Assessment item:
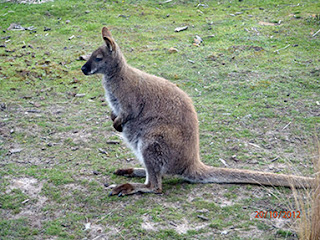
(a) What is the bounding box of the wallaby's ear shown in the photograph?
[102,27,116,52]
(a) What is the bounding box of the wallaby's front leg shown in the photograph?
[110,111,127,132]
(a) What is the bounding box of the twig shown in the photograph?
[271,156,280,162]
[248,143,262,149]
[282,121,292,130]
[159,0,172,4]
[274,44,290,54]
[219,158,229,167]
[312,29,320,37]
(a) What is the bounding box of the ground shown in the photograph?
[0,0,319,239]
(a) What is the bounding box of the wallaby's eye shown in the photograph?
[95,57,103,62]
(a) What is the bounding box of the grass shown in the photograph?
[0,0,319,239]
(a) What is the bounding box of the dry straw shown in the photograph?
[292,138,320,240]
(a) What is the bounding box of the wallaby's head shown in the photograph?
[81,27,120,76]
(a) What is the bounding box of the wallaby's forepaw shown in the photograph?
[114,168,134,176]
[109,183,135,197]
[113,119,123,132]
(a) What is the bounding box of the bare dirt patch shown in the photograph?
[5,177,48,228]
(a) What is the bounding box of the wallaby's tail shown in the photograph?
[183,162,315,188]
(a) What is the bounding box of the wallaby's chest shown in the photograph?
[102,77,121,115]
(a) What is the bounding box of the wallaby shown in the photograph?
[81,27,315,196]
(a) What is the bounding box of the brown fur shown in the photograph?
[81,27,315,196]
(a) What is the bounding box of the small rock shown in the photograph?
[9,148,23,154]
[84,222,91,231]
[174,26,188,32]
[221,230,229,235]
[71,147,79,151]
[197,209,209,213]
[231,155,239,162]
[0,103,6,111]
[85,10,90,14]
[10,129,15,134]
[66,20,71,24]
[93,171,100,175]
[75,93,85,98]
[44,27,51,31]
[104,182,109,187]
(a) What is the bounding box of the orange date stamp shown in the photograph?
[255,211,300,219]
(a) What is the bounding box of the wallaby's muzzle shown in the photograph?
[81,64,90,75]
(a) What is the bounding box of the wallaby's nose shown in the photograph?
[81,65,89,75]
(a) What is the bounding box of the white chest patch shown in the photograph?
[102,76,120,115]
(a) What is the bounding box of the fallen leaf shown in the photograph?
[70,78,80,84]
[78,54,91,61]
[30,102,41,108]
[168,47,178,53]
[7,23,25,30]
[193,35,203,46]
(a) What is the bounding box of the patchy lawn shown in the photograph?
[0,0,319,239]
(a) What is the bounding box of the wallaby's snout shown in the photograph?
[81,63,90,75]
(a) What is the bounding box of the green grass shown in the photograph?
[0,0,319,239]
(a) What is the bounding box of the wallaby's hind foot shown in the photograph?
[109,183,162,197]
[114,168,146,178]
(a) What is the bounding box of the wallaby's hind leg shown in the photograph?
[109,142,164,196]
[114,168,146,178]
[109,170,162,196]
